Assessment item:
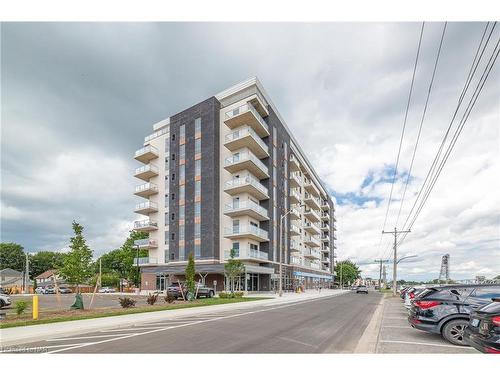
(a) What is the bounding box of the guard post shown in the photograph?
[32,295,39,320]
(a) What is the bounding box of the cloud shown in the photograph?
[1,22,499,279]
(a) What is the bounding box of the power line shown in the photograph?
[398,28,500,246]
[395,23,448,229]
[399,22,496,235]
[377,22,425,257]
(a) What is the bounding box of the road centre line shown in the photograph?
[45,294,343,354]
[47,334,128,341]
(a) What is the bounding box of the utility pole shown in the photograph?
[382,227,410,296]
[24,253,30,294]
[374,258,389,288]
[99,258,102,288]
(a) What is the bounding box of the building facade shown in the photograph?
[133,78,337,292]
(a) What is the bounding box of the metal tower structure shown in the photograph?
[439,254,450,282]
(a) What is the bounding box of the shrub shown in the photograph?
[164,295,175,304]
[147,293,159,305]
[234,292,244,298]
[118,297,136,308]
[15,300,28,316]
[219,291,244,298]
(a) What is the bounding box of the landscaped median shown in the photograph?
[0,296,268,329]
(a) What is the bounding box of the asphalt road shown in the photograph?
[16,291,382,353]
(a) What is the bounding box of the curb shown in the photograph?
[354,293,386,353]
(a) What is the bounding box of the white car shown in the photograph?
[0,293,11,308]
[98,287,116,293]
[404,287,425,309]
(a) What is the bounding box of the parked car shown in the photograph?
[194,283,215,298]
[167,282,186,299]
[400,286,411,299]
[43,286,56,294]
[60,286,73,294]
[464,299,500,353]
[35,287,45,294]
[404,287,426,309]
[408,284,500,346]
[0,293,11,308]
[98,286,116,293]
[351,286,358,291]
[374,285,380,290]
[356,285,368,294]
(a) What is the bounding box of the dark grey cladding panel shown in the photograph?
[168,96,221,261]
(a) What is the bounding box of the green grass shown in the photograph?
[0,297,269,329]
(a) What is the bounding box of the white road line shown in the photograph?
[379,340,476,349]
[276,336,318,349]
[45,295,343,354]
[47,334,128,341]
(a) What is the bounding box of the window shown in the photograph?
[179,245,185,261]
[179,144,185,160]
[165,138,170,152]
[179,225,185,240]
[171,134,176,141]
[232,242,240,257]
[195,202,201,216]
[195,180,201,196]
[195,138,201,154]
[250,243,259,251]
[165,212,168,224]
[195,243,201,258]
[172,153,175,160]
[180,185,185,201]
[195,223,201,237]
[180,124,185,139]
[195,159,201,176]
[195,117,201,133]
[171,213,175,221]
[171,192,175,200]
[179,205,185,219]
[171,233,175,240]
[179,165,185,182]
[170,252,175,260]
[164,232,168,245]
[172,173,175,181]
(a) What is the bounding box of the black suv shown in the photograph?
[408,284,500,345]
[464,299,500,353]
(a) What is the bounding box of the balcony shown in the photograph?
[291,256,302,266]
[304,235,320,247]
[304,248,321,259]
[133,239,158,249]
[289,172,301,188]
[290,154,300,171]
[224,226,269,242]
[132,257,158,266]
[289,223,300,236]
[304,193,321,210]
[303,222,321,235]
[290,239,300,253]
[224,175,269,200]
[321,222,330,231]
[134,201,158,215]
[224,248,269,262]
[134,182,158,198]
[134,145,158,164]
[333,233,338,240]
[224,126,269,158]
[303,208,321,223]
[224,151,269,179]
[321,211,331,220]
[133,220,158,232]
[290,188,301,204]
[224,201,269,221]
[321,246,330,253]
[321,235,330,242]
[321,199,329,210]
[289,205,301,220]
[304,178,320,197]
[322,257,330,263]
[134,164,159,181]
[224,103,269,137]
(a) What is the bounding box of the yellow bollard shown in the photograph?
[32,295,39,320]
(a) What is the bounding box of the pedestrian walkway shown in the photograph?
[1,289,348,348]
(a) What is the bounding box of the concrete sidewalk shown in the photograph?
[0,289,347,347]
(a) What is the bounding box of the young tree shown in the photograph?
[58,221,94,292]
[0,243,25,271]
[185,252,196,300]
[334,260,360,287]
[224,248,245,293]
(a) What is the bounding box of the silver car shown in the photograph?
[0,293,11,308]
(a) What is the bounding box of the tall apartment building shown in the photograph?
[133,77,337,292]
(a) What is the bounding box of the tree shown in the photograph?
[185,252,196,300]
[0,243,25,271]
[29,251,66,279]
[334,260,360,286]
[224,248,245,293]
[96,231,148,287]
[494,275,500,280]
[58,221,94,291]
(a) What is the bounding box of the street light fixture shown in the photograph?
[397,254,418,264]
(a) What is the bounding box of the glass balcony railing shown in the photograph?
[133,220,158,230]
[135,182,158,194]
[224,201,268,218]
[133,239,158,248]
[135,201,158,212]
[224,151,269,176]
[225,175,268,197]
[224,226,269,240]
[224,248,269,261]
[135,145,158,158]
[135,164,159,176]
[225,103,269,133]
[225,127,269,154]
[133,257,158,265]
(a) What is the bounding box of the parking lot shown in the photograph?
[375,295,477,353]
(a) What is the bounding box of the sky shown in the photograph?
[1,22,499,281]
